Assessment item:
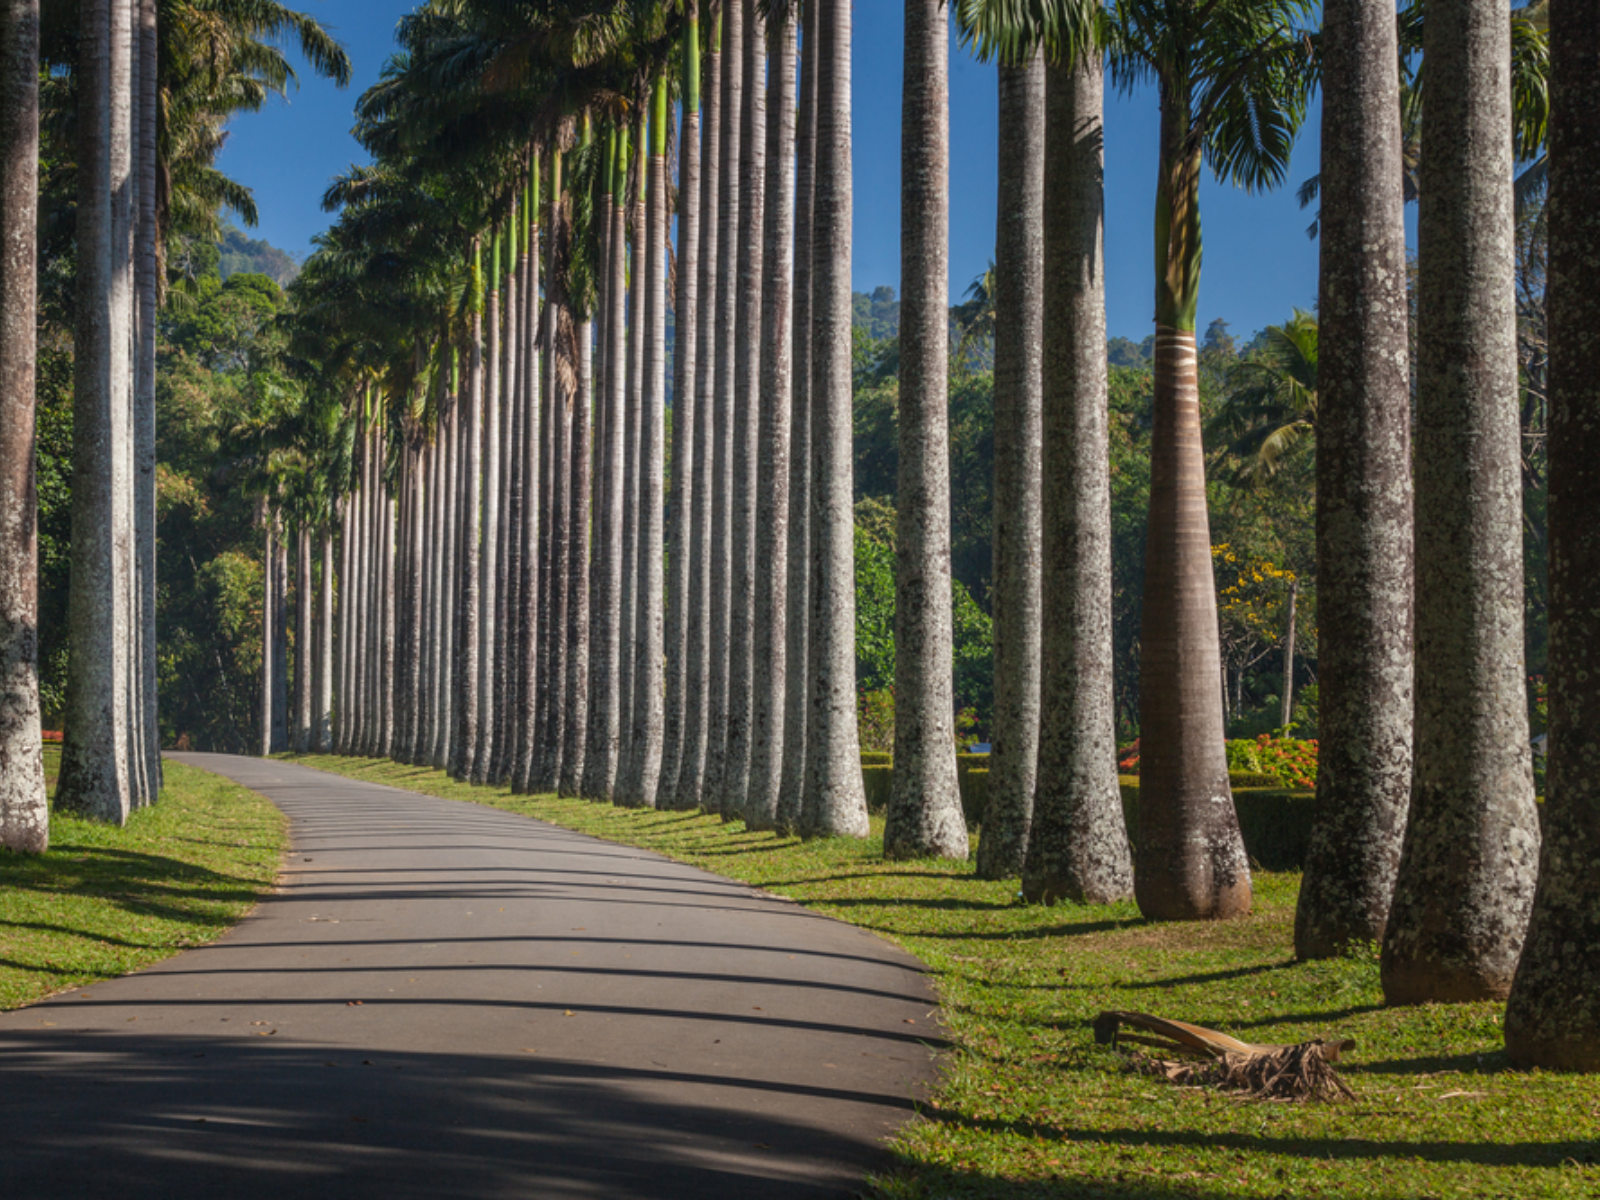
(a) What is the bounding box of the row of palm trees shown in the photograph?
[0,0,351,848]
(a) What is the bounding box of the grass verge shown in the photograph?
[290,752,1600,1199]
[0,746,288,1011]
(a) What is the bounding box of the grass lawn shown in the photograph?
[0,746,288,1011]
[290,751,1600,1199]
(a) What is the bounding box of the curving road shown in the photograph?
[0,754,940,1200]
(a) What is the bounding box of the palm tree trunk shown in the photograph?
[534,164,571,794]
[1505,0,1600,1068]
[495,212,522,783]
[776,0,817,835]
[133,0,158,795]
[1380,0,1539,1005]
[474,234,502,782]
[669,17,721,813]
[454,247,484,780]
[318,530,334,752]
[584,146,625,800]
[110,0,138,803]
[559,315,592,797]
[621,77,672,809]
[260,503,275,757]
[294,527,312,752]
[1136,96,1249,920]
[976,53,1045,881]
[1293,0,1414,960]
[58,0,130,823]
[660,5,701,810]
[513,167,542,793]
[618,121,646,791]
[1022,57,1132,904]
[885,0,967,861]
[746,8,796,832]
[721,0,766,820]
[0,0,47,853]
[273,513,290,753]
[336,495,352,754]
[704,0,743,813]
[800,0,869,838]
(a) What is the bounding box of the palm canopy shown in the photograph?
[1206,309,1318,490]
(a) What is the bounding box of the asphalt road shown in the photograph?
[0,754,942,1200]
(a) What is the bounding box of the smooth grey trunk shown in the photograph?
[670,26,721,813]
[58,0,130,824]
[134,0,157,793]
[660,8,702,810]
[417,433,438,762]
[0,0,46,853]
[534,287,571,793]
[317,531,334,751]
[976,54,1045,881]
[722,0,767,819]
[110,0,137,803]
[1380,0,1540,1005]
[439,386,461,769]
[584,189,625,800]
[260,505,275,757]
[1279,578,1298,729]
[885,0,967,861]
[1021,58,1132,904]
[454,294,484,780]
[473,272,501,782]
[704,0,743,812]
[776,0,818,835]
[335,496,352,754]
[1294,0,1415,960]
[559,319,592,797]
[272,514,290,753]
[746,9,796,832]
[293,528,312,752]
[799,0,868,838]
[379,443,397,757]
[618,131,646,784]
[619,96,670,810]
[499,223,523,783]
[1504,0,1600,1070]
[513,202,542,793]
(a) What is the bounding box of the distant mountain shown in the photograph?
[853,287,900,341]
[218,224,300,288]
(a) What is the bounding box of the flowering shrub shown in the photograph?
[1528,675,1547,738]
[41,730,63,744]
[1119,735,1317,789]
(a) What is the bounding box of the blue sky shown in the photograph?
[218,1,1323,344]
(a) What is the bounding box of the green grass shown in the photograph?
[296,753,1599,1196]
[0,746,288,1011]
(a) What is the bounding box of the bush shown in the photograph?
[861,764,893,813]
[959,768,988,828]
[860,751,893,767]
[1229,771,1283,789]
[1118,780,1315,871]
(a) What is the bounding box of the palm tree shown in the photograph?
[800,0,868,838]
[885,0,968,861]
[1381,0,1540,1005]
[1505,0,1600,1070]
[746,0,796,831]
[1111,0,1313,920]
[1206,311,1317,489]
[660,2,702,811]
[0,0,46,853]
[1292,0,1413,961]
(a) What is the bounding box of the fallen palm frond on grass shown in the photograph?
[1095,1009,1355,1102]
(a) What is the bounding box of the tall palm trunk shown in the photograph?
[776,0,818,835]
[746,8,796,831]
[416,432,437,763]
[885,0,967,861]
[0,0,46,853]
[704,0,743,812]
[294,527,312,752]
[58,0,130,822]
[336,495,353,755]
[620,76,671,809]
[534,156,571,793]
[585,134,626,800]
[260,503,276,756]
[559,313,592,797]
[134,0,157,794]
[723,0,767,819]
[617,123,646,783]
[1293,0,1414,959]
[514,164,542,793]
[1136,100,1250,920]
[800,0,868,838]
[1505,0,1600,1069]
[272,513,290,752]
[1380,0,1539,1005]
[976,53,1044,880]
[1022,57,1132,903]
[453,245,485,780]
[110,0,138,802]
[495,209,522,783]
[317,530,334,752]
[660,4,702,810]
[473,231,503,782]
[669,16,721,813]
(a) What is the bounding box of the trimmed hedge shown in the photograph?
[862,764,894,813]
[1118,782,1315,871]
[1229,771,1285,789]
[860,751,894,767]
